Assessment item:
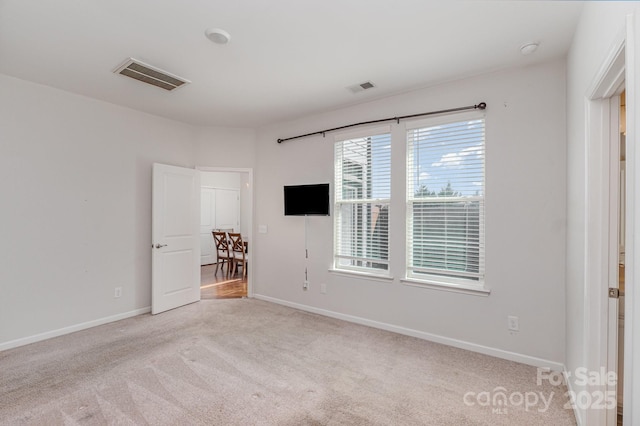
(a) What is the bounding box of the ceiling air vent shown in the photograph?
[347,81,376,94]
[113,58,190,91]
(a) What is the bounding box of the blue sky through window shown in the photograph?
[411,119,484,198]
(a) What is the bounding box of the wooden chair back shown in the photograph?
[213,231,230,253]
[227,233,245,256]
[212,231,233,275]
[228,232,248,278]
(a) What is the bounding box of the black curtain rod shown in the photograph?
[277,102,486,144]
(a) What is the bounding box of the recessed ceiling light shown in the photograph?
[520,42,539,56]
[205,28,231,45]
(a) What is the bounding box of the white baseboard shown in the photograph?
[564,368,583,426]
[0,307,151,352]
[253,294,565,371]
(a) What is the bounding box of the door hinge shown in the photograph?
[609,288,621,299]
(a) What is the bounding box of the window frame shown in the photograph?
[404,112,487,291]
[333,125,392,277]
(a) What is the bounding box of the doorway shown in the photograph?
[200,186,241,266]
[197,167,253,299]
[583,32,633,426]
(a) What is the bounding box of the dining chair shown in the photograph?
[228,232,248,278]
[212,231,232,275]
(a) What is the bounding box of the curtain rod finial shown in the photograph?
[477,102,487,110]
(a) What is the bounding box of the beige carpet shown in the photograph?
[0,299,576,425]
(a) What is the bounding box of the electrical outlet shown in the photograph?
[320,283,327,294]
[507,315,519,332]
[114,287,122,298]
[303,280,309,290]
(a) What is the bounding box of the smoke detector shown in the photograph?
[113,58,190,91]
[348,81,376,94]
[520,42,539,56]
[205,28,231,44]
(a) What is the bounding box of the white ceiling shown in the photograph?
[0,0,584,128]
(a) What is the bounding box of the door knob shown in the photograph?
[154,244,168,249]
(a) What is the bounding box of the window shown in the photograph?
[334,126,391,274]
[406,113,485,286]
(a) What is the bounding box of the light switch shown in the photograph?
[258,225,268,234]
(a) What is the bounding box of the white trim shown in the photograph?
[582,16,637,426]
[334,198,390,204]
[0,307,150,352]
[253,294,564,371]
[564,367,584,426]
[623,13,637,426]
[584,96,612,426]
[201,184,241,191]
[328,268,394,282]
[586,30,626,100]
[606,95,621,426]
[401,278,490,296]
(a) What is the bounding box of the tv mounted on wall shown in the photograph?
[284,183,330,216]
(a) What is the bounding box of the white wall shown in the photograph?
[194,126,256,170]
[194,126,256,239]
[0,74,255,349]
[201,171,241,189]
[566,3,640,424]
[253,60,567,366]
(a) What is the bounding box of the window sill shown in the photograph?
[329,268,394,283]
[401,278,490,296]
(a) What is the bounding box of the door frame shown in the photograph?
[200,187,217,266]
[584,16,637,425]
[197,166,254,298]
[606,93,622,426]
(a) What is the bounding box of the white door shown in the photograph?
[200,188,216,265]
[152,163,201,315]
[215,188,240,231]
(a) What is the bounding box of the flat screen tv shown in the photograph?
[284,183,330,216]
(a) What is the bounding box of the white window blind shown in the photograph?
[406,114,485,284]
[334,129,391,273]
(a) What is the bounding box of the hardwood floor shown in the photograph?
[200,263,247,299]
